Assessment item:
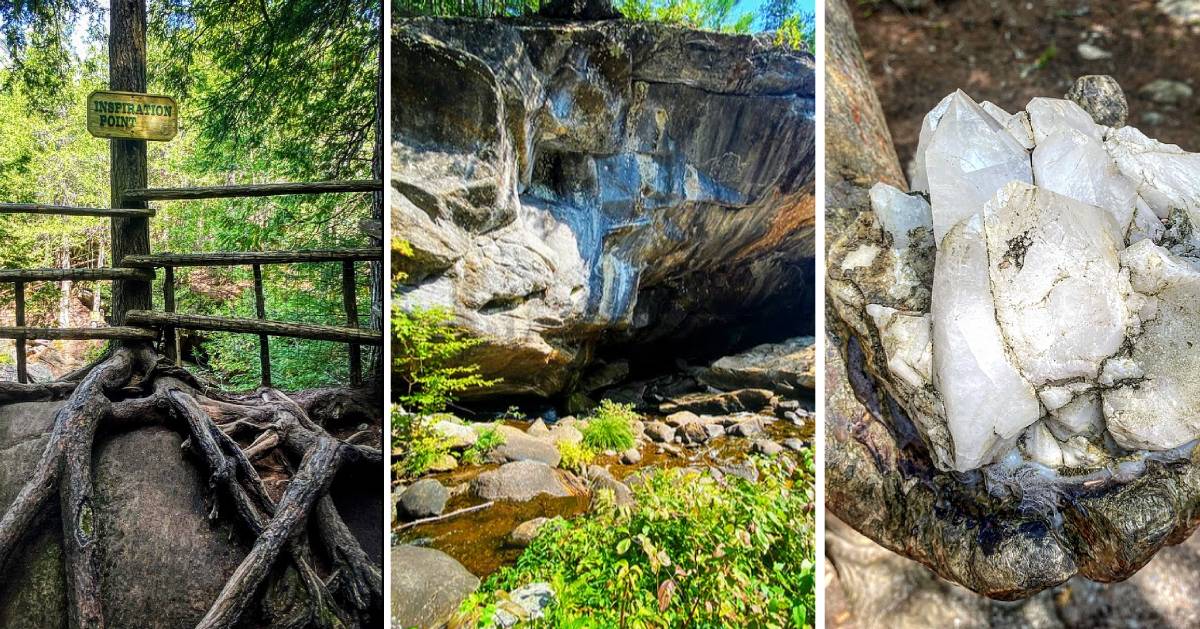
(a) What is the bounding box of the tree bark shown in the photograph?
[109,0,152,327]
[368,22,385,382]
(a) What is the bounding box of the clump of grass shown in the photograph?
[558,440,596,473]
[460,424,506,465]
[581,400,638,451]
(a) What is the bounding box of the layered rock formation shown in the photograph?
[393,17,816,398]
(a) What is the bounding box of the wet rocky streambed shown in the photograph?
[392,337,816,627]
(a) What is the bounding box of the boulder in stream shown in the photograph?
[392,545,480,629]
[398,478,449,520]
[472,460,587,502]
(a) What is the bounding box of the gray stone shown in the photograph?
[664,410,702,427]
[509,517,551,547]
[678,422,710,445]
[492,582,556,628]
[0,405,251,628]
[719,462,760,483]
[1076,43,1112,61]
[392,545,479,629]
[1139,78,1193,104]
[1066,75,1128,127]
[472,461,584,502]
[703,423,727,440]
[619,447,642,465]
[643,421,676,444]
[698,337,816,394]
[586,465,634,507]
[782,438,808,452]
[728,418,765,438]
[548,424,583,445]
[486,425,562,467]
[431,418,477,449]
[526,418,551,438]
[751,440,785,456]
[398,479,449,520]
[658,388,776,415]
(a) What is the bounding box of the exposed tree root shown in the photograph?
[0,346,383,628]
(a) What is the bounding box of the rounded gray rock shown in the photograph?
[391,545,479,629]
[472,460,582,502]
[398,478,449,520]
[1066,75,1128,127]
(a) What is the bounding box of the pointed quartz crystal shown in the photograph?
[983,182,1131,385]
[932,213,1041,471]
[909,93,955,193]
[1032,128,1138,232]
[869,183,933,250]
[1106,126,1200,243]
[925,90,1033,247]
[1103,240,1200,450]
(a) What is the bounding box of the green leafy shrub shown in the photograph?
[460,424,506,465]
[581,400,639,451]
[393,305,499,414]
[391,407,451,479]
[459,456,817,627]
[557,440,596,473]
[774,12,816,53]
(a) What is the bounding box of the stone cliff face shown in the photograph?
[393,17,816,398]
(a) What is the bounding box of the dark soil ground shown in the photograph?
[852,0,1200,177]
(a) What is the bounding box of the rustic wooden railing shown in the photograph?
[122,248,382,387]
[0,179,383,387]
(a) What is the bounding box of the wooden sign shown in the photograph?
[87,91,178,141]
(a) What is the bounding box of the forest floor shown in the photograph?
[853,0,1200,171]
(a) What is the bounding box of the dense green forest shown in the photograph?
[0,1,381,390]
[395,0,816,51]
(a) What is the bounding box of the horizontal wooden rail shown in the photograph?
[0,326,156,341]
[0,203,155,218]
[0,268,154,282]
[122,180,382,202]
[125,311,382,345]
[121,249,381,268]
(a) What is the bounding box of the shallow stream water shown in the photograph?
[396,415,813,578]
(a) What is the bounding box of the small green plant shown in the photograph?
[581,400,639,451]
[499,405,527,421]
[391,407,452,479]
[461,424,506,465]
[393,305,499,414]
[774,12,815,53]
[558,440,596,473]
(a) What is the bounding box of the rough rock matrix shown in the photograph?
[394,17,816,397]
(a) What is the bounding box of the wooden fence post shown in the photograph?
[14,281,26,384]
[253,264,271,387]
[342,260,361,387]
[163,266,179,364]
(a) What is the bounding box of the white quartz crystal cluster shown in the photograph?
[869,90,1200,472]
